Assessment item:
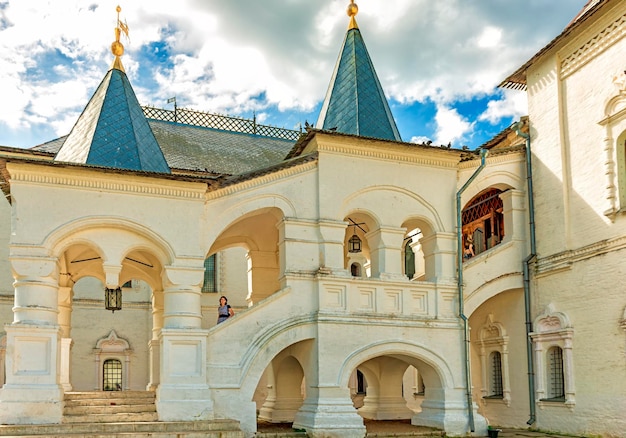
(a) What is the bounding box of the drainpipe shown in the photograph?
[511,120,537,426]
[456,147,488,433]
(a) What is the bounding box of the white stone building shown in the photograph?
[0,1,624,437]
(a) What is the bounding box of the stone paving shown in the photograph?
[257,420,586,438]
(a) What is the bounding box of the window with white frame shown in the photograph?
[93,330,132,391]
[530,304,575,408]
[475,314,510,406]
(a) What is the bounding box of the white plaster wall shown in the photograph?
[525,4,626,436]
[533,251,626,435]
[469,289,528,428]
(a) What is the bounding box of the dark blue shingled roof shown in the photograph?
[316,27,401,142]
[54,68,171,173]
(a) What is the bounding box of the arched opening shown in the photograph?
[209,207,283,307]
[345,351,447,433]
[462,188,505,258]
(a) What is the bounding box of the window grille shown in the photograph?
[548,347,565,400]
[490,351,503,397]
[462,188,504,257]
[202,254,217,293]
[103,359,122,391]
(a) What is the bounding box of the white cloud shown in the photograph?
[479,91,528,124]
[0,0,588,148]
[476,26,503,49]
[433,105,473,146]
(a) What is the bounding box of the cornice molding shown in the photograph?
[316,140,461,169]
[458,148,525,169]
[561,11,626,79]
[8,163,206,200]
[536,233,626,275]
[206,160,317,199]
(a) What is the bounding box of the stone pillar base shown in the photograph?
[156,384,213,421]
[260,397,303,422]
[359,396,414,420]
[0,385,64,425]
[157,329,212,421]
[411,399,487,437]
[293,397,366,438]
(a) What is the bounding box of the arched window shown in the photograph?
[351,263,362,277]
[462,188,505,257]
[404,240,415,280]
[103,359,122,391]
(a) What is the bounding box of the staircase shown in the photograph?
[64,391,158,423]
[0,391,244,438]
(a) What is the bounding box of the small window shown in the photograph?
[356,370,366,394]
[103,359,122,391]
[202,254,217,293]
[547,347,565,400]
[351,263,362,277]
[489,351,503,397]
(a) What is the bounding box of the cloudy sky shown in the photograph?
[0,0,588,149]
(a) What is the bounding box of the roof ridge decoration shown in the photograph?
[54,6,171,174]
[315,1,402,142]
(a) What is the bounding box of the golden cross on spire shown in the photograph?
[111,5,129,72]
[347,0,359,30]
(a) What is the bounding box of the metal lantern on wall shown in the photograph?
[105,287,122,313]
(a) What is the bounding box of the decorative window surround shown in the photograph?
[599,70,626,220]
[530,304,575,410]
[93,330,132,391]
[475,314,511,406]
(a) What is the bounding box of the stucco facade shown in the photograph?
[0,1,624,437]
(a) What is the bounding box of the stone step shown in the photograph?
[64,391,155,401]
[0,419,243,437]
[63,412,159,424]
[64,404,157,415]
[65,398,155,407]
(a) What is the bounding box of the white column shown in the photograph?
[246,250,279,305]
[58,286,73,392]
[366,226,406,280]
[420,232,457,282]
[0,255,63,425]
[147,289,163,391]
[157,265,213,421]
[318,220,351,276]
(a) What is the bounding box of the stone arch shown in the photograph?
[235,319,317,403]
[204,195,295,249]
[338,341,455,390]
[341,185,445,232]
[257,351,307,423]
[465,276,523,317]
[43,216,175,267]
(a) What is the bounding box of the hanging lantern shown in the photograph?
[348,233,362,253]
[105,287,122,313]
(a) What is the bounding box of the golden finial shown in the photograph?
[111,5,129,72]
[347,0,359,30]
